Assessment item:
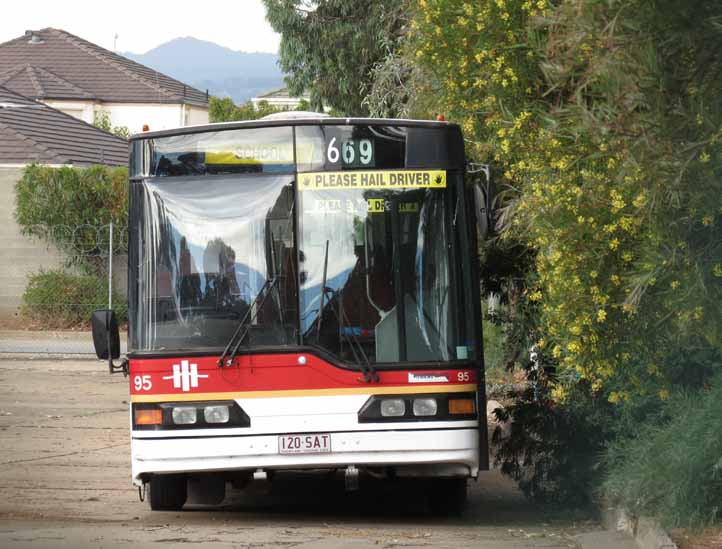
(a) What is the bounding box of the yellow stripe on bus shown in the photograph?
[298,170,446,191]
[130,383,477,403]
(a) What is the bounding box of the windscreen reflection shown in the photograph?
[133,175,297,351]
[299,182,468,364]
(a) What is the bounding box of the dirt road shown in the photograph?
[0,356,620,548]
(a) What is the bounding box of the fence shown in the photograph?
[0,223,128,355]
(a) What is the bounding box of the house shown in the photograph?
[0,86,128,166]
[0,28,209,134]
[250,87,311,110]
[0,85,128,320]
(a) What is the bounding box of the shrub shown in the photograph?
[14,165,128,328]
[604,375,722,528]
[492,366,615,507]
[92,111,130,139]
[408,0,722,512]
[412,0,722,401]
[14,164,128,264]
[21,270,127,329]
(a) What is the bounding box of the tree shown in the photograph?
[93,111,130,139]
[208,97,310,123]
[411,0,722,511]
[209,97,281,122]
[263,0,406,115]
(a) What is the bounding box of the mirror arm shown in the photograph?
[466,160,495,240]
[105,314,128,376]
[467,161,490,180]
[108,357,128,376]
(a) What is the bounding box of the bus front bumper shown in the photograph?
[131,428,479,485]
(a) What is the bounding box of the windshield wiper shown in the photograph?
[315,240,330,342]
[321,286,379,383]
[217,276,279,368]
[313,240,378,382]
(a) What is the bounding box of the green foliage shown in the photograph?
[403,0,722,516]
[604,374,722,528]
[21,270,127,329]
[493,373,614,506]
[14,165,128,262]
[93,111,130,139]
[15,165,129,327]
[209,97,289,122]
[263,0,406,115]
[482,320,505,380]
[413,0,722,400]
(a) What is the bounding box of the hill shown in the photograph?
[123,37,284,103]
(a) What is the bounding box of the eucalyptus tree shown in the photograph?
[263,0,406,115]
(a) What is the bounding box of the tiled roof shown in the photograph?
[0,29,208,107]
[255,87,310,100]
[0,86,128,166]
[257,87,291,98]
[0,64,95,100]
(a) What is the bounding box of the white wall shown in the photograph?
[41,100,209,134]
[186,105,210,127]
[251,96,309,109]
[101,103,182,134]
[43,99,95,124]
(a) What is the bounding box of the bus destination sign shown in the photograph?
[299,169,446,191]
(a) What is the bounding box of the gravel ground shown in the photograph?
[0,355,619,548]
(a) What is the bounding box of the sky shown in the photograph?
[0,0,281,54]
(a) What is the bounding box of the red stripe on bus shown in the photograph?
[128,353,477,396]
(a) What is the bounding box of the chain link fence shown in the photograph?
[0,223,128,355]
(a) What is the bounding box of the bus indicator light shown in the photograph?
[448,398,475,415]
[134,408,162,425]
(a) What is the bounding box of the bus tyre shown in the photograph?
[149,475,187,511]
[427,478,468,516]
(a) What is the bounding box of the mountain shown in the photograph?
[123,37,284,103]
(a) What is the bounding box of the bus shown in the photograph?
[91,114,492,513]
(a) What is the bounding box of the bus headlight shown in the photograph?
[380,399,406,417]
[132,401,250,430]
[412,398,438,416]
[358,393,477,423]
[172,406,197,425]
[204,405,230,424]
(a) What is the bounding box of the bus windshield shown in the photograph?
[131,173,298,351]
[129,122,475,364]
[299,175,470,363]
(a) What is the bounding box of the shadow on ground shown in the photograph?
[179,469,587,530]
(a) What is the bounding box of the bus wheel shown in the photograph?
[427,478,468,516]
[149,475,187,511]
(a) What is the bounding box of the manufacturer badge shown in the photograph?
[408,373,449,383]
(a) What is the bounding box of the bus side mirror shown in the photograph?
[91,309,120,360]
[473,184,490,240]
[469,163,495,240]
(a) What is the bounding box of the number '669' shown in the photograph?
[327,137,373,166]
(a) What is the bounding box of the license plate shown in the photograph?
[278,433,331,454]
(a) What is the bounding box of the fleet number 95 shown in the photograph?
[457,371,470,382]
[133,375,152,391]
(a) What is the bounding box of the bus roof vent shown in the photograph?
[261,111,330,121]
